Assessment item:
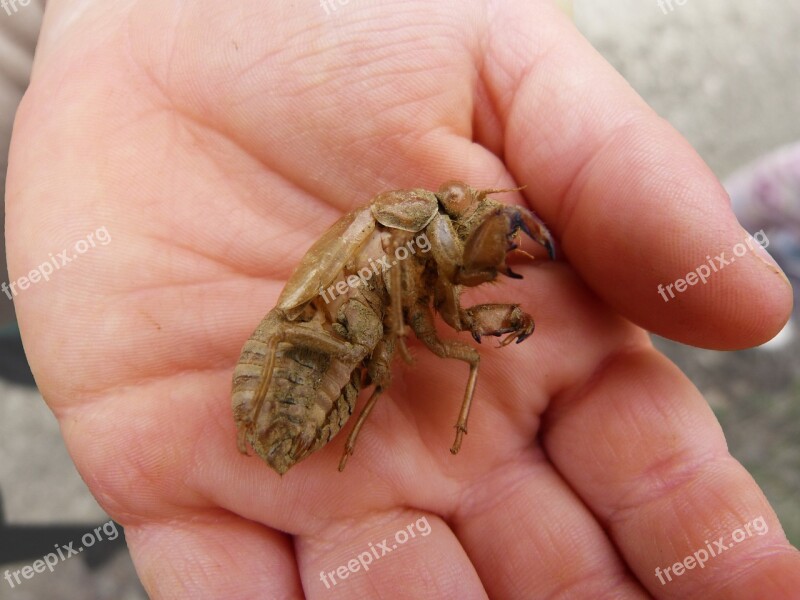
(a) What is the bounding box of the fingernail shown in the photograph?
[744,228,791,286]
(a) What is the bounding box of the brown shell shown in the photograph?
[277,206,376,311]
[370,188,438,232]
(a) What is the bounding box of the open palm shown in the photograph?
[7,1,799,598]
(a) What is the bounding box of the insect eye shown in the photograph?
[437,180,474,218]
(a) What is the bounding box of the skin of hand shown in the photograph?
[6,1,799,598]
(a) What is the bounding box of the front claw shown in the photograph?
[458,205,556,286]
[510,206,556,261]
[498,309,534,347]
[463,304,535,347]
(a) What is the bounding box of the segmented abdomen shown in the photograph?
[232,309,361,474]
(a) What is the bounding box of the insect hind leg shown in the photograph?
[236,309,364,455]
[338,386,384,471]
[338,335,395,471]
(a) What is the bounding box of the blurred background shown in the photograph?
[0,1,797,598]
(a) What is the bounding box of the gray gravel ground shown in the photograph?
[0,1,798,598]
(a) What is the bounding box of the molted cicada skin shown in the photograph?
[232,181,555,474]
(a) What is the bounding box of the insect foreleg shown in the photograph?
[459,304,535,346]
[407,301,480,454]
[434,280,535,346]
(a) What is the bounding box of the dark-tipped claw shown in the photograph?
[512,206,556,261]
[544,238,556,261]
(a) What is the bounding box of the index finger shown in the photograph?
[485,0,792,349]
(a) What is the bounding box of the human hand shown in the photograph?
[7,1,799,598]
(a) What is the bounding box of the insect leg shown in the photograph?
[237,310,364,454]
[240,334,279,453]
[408,301,480,454]
[384,234,413,364]
[337,334,394,471]
[338,386,383,471]
[460,304,535,346]
[434,280,535,346]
